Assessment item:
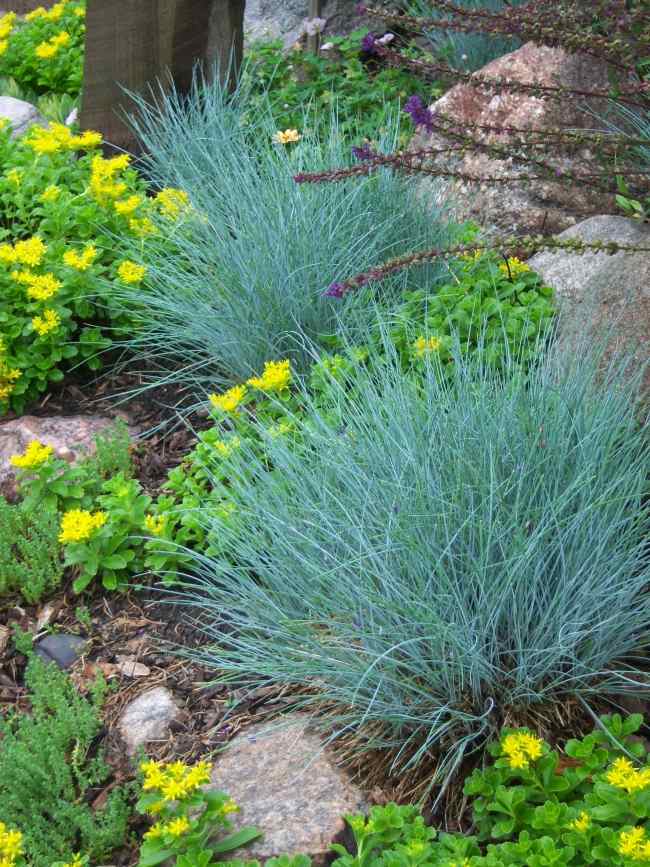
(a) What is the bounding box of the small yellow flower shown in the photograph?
[618,826,648,859]
[501,730,544,770]
[144,514,165,536]
[0,40,8,57]
[165,816,191,837]
[73,5,85,15]
[117,260,147,284]
[25,6,48,20]
[0,12,16,40]
[272,129,302,145]
[46,1,67,20]
[214,436,240,457]
[221,798,239,816]
[114,194,143,216]
[155,188,190,218]
[69,130,103,150]
[35,41,59,59]
[413,335,442,357]
[143,822,164,840]
[569,811,590,833]
[6,168,21,187]
[128,216,157,237]
[14,236,47,266]
[63,245,98,271]
[59,509,107,544]
[247,359,292,392]
[32,308,61,337]
[209,384,247,414]
[25,273,62,301]
[499,257,530,278]
[0,243,16,264]
[41,184,62,203]
[141,759,167,791]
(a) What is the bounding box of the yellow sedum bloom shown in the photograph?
[32,308,61,336]
[59,509,107,544]
[0,12,16,40]
[166,817,191,837]
[63,244,98,271]
[117,260,146,284]
[129,216,156,238]
[569,811,590,833]
[155,188,190,219]
[605,756,650,793]
[25,6,48,20]
[140,758,213,805]
[214,436,240,457]
[144,514,165,536]
[499,257,530,278]
[14,237,47,267]
[414,335,442,357]
[9,440,53,469]
[41,184,62,203]
[6,168,22,187]
[24,272,62,301]
[0,822,23,867]
[501,730,544,770]
[115,194,143,216]
[209,384,247,414]
[247,359,291,393]
[618,826,649,859]
[272,129,302,145]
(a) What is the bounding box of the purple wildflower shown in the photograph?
[404,95,434,133]
[351,142,377,161]
[325,282,346,298]
[360,32,377,54]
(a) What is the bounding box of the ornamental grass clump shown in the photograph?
[116,71,458,392]
[178,335,650,797]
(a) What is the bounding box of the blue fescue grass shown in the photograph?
[176,332,650,792]
[115,71,457,393]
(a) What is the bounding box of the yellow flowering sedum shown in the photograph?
[10,439,53,469]
[63,244,98,271]
[41,184,61,203]
[500,730,544,770]
[414,335,442,357]
[209,384,247,414]
[568,811,590,833]
[115,194,143,217]
[618,826,650,860]
[141,758,213,803]
[144,514,165,536]
[23,272,62,302]
[0,12,16,40]
[0,236,48,267]
[605,756,650,793]
[498,257,530,278]
[32,308,60,336]
[59,509,107,544]
[272,129,302,145]
[117,260,147,284]
[155,188,190,219]
[247,359,292,392]
[0,821,23,867]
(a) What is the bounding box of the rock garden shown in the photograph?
[0,1,649,867]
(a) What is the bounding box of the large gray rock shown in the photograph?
[209,714,367,863]
[0,96,46,139]
[245,0,360,46]
[530,216,650,397]
[411,43,614,236]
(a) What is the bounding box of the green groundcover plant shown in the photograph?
[0,651,131,867]
[0,1,84,98]
[172,334,649,789]
[0,116,188,414]
[0,497,62,603]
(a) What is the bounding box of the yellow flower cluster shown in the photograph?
[144,514,165,536]
[618,826,650,860]
[63,244,98,271]
[209,384,247,414]
[500,731,544,770]
[24,123,102,156]
[41,184,61,203]
[115,194,143,217]
[155,188,190,219]
[605,757,650,793]
[0,11,16,54]
[214,436,240,457]
[26,0,75,21]
[141,759,213,803]
[144,816,192,840]
[12,269,62,301]
[32,308,60,336]
[0,339,21,401]
[0,236,47,267]
[498,257,530,278]
[117,260,147,284]
[272,129,302,145]
[568,811,590,833]
[247,359,292,392]
[59,509,107,544]
[414,335,442,357]
[89,153,130,203]
[10,439,53,469]
[35,30,70,59]
[0,821,23,867]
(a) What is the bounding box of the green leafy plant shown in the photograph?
[0,653,131,867]
[0,497,63,603]
[0,2,84,98]
[137,758,261,867]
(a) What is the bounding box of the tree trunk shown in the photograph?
[80,0,246,150]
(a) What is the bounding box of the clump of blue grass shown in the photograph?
[174,330,650,794]
[399,0,527,72]
[115,70,457,394]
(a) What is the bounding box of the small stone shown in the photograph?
[35,633,87,669]
[0,96,46,139]
[118,687,181,754]
[0,414,136,486]
[208,714,367,863]
[115,656,151,678]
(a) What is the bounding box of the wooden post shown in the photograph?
[306,0,322,56]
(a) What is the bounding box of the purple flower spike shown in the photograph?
[404,94,434,133]
[352,142,376,161]
[360,32,377,54]
[325,282,346,298]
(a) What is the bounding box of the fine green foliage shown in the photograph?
[244,30,437,145]
[178,338,650,787]
[0,654,131,867]
[0,3,84,98]
[0,116,185,413]
[137,758,261,867]
[117,73,457,393]
[0,498,62,603]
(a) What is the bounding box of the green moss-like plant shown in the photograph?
[0,499,63,603]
